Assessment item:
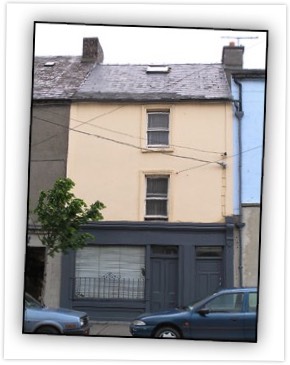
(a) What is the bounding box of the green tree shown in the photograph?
[34,177,105,257]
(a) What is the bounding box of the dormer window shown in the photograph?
[146,65,170,73]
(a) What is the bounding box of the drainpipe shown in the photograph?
[233,77,245,287]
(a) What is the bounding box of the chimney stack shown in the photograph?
[222,42,244,84]
[222,42,244,69]
[82,37,104,63]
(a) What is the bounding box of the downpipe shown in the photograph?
[233,77,244,287]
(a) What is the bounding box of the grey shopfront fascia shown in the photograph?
[60,219,234,321]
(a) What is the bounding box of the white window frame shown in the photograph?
[146,110,170,148]
[145,175,169,221]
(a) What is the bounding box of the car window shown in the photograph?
[204,293,244,313]
[25,293,43,308]
[248,292,257,312]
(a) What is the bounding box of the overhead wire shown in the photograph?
[32,105,224,155]
[32,115,262,170]
[175,145,263,174]
[31,105,127,148]
[33,115,217,164]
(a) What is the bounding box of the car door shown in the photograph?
[190,292,246,341]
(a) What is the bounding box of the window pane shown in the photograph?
[146,199,167,216]
[148,131,169,146]
[196,247,223,258]
[148,113,169,129]
[147,177,168,196]
[151,246,178,255]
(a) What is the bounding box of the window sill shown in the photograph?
[144,217,169,221]
[141,147,174,153]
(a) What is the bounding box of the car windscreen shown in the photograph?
[25,293,43,308]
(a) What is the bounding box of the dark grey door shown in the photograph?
[195,247,224,301]
[150,249,178,312]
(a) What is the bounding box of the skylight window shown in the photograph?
[44,62,55,67]
[146,66,170,74]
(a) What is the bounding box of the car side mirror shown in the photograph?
[198,308,210,316]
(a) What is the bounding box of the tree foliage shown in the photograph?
[34,178,105,257]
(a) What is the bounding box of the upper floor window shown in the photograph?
[145,175,169,221]
[147,111,169,147]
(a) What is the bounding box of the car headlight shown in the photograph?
[132,320,146,326]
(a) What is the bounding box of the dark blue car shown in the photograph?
[130,287,258,342]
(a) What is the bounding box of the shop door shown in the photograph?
[195,247,224,301]
[150,246,178,312]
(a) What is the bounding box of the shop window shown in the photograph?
[74,246,145,300]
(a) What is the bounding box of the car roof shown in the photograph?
[216,287,257,294]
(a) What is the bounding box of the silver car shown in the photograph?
[23,293,90,335]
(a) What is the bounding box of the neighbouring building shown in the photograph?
[231,69,265,287]
[26,38,103,302]
[222,43,266,287]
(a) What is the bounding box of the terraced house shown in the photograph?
[27,37,263,321]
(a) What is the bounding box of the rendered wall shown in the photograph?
[27,103,70,306]
[67,101,233,223]
[242,206,260,286]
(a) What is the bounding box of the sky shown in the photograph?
[34,23,267,69]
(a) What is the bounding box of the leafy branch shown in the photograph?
[34,178,105,257]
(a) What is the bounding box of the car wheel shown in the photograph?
[35,326,60,334]
[154,327,181,339]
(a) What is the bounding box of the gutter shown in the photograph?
[233,77,245,287]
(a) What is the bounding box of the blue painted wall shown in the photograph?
[232,78,265,214]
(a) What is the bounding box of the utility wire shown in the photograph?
[32,105,127,148]
[32,106,224,155]
[176,145,262,174]
[33,115,263,170]
[33,116,222,165]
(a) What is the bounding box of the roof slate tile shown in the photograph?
[33,58,232,101]
[33,56,96,100]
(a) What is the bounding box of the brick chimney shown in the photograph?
[82,37,104,63]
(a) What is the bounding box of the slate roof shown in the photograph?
[74,64,232,102]
[33,56,96,100]
[33,58,232,102]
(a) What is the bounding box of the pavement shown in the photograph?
[89,321,132,337]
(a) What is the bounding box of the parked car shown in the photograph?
[23,293,90,335]
[130,287,258,342]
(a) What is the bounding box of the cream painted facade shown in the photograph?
[67,101,233,223]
